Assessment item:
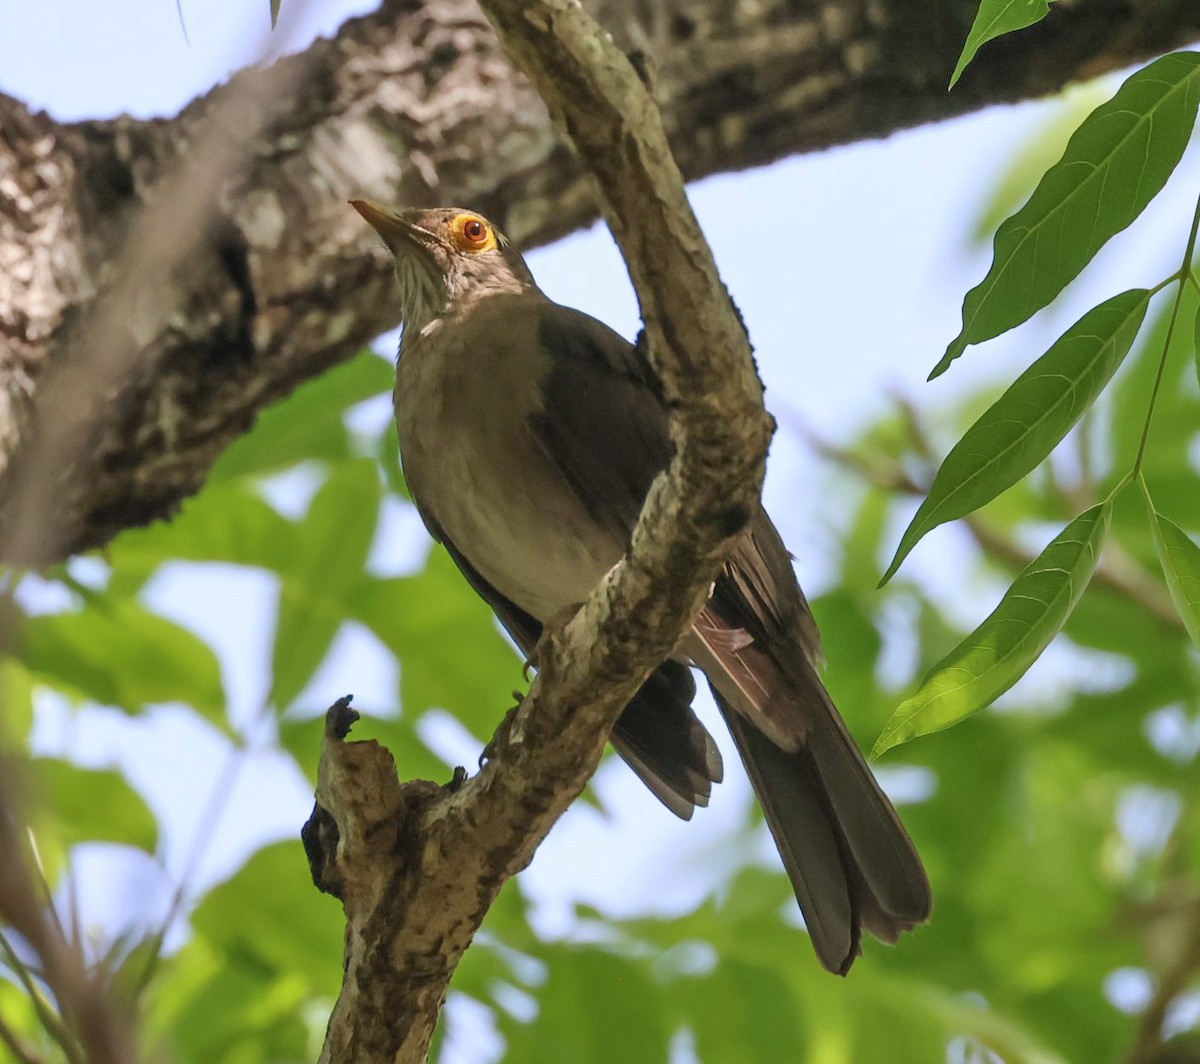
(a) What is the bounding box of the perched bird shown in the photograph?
[351,200,931,974]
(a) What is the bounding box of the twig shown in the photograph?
[0,855,91,1064]
[131,739,251,999]
[1124,889,1200,1064]
[312,0,769,1059]
[799,402,1186,632]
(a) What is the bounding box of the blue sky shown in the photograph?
[4,1,1198,1055]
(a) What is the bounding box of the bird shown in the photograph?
[350,200,931,974]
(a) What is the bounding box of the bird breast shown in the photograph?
[394,295,624,621]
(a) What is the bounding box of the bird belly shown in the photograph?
[422,436,620,619]
[396,314,623,621]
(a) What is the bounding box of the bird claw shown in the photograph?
[526,603,581,674]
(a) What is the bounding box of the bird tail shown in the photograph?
[610,660,724,820]
[692,619,931,975]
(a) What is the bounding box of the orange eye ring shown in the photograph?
[451,213,497,253]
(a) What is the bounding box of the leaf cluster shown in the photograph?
[875,49,1200,757]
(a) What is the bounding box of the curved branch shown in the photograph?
[1,0,1198,563]
[311,0,768,1057]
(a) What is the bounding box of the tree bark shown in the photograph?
[0,0,1196,563]
[307,0,771,1052]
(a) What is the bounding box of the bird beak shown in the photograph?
[350,199,421,255]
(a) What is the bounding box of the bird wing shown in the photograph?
[525,303,930,973]
[530,305,673,540]
[414,503,722,818]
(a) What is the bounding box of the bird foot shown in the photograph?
[525,603,582,675]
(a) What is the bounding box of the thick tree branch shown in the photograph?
[1,0,1198,563]
[309,0,768,1059]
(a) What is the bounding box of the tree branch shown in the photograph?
[1,0,1198,564]
[1124,885,1200,1064]
[308,0,768,1058]
[795,409,1186,632]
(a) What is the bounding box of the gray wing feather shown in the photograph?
[531,307,670,539]
[524,304,930,970]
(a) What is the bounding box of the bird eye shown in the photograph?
[451,214,496,254]
[453,214,495,252]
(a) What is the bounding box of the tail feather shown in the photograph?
[713,679,929,972]
[611,660,724,820]
[804,700,931,932]
[691,562,931,971]
[717,695,860,973]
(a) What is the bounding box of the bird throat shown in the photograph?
[393,252,445,339]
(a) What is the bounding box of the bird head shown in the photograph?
[351,201,536,333]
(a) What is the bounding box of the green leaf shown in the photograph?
[1142,488,1200,648]
[685,958,805,1062]
[499,945,670,1063]
[352,549,524,737]
[270,459,381,710]
[970,90,1106,244]
[950,0,1056,90]
[270,0,281,28]
[1194,295,1200,385]
[934,52,1200,378]
[0,658,35,747]
[1107,283,1200,501]
[872,501,1112,756]
[108,481,297,593]
[147,940,313,1063]
[190,841,344,998]
[29,757,158,856]
[211,351,392,482]
[882,289,1149,583]
[14,597,228,730]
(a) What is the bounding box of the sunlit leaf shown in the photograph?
[190,842,344,998]
[499,944,670,1063]
[28,757,157,856]
[0,979,46,1054]
[107,481,297,593]
[1194,296,1200,385]
[935,52,1200,378]
[883,290,1149,582]
[873,502,1112,756]
[0,658,35,747]
[1142,486,1200,648]
[211,351,392,481]
[950,0,1057,90]
[14,597,227,730]
[271,459,381,710]
[351,549,523,737]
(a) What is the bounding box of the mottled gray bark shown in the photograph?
[1,0,1197,562]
